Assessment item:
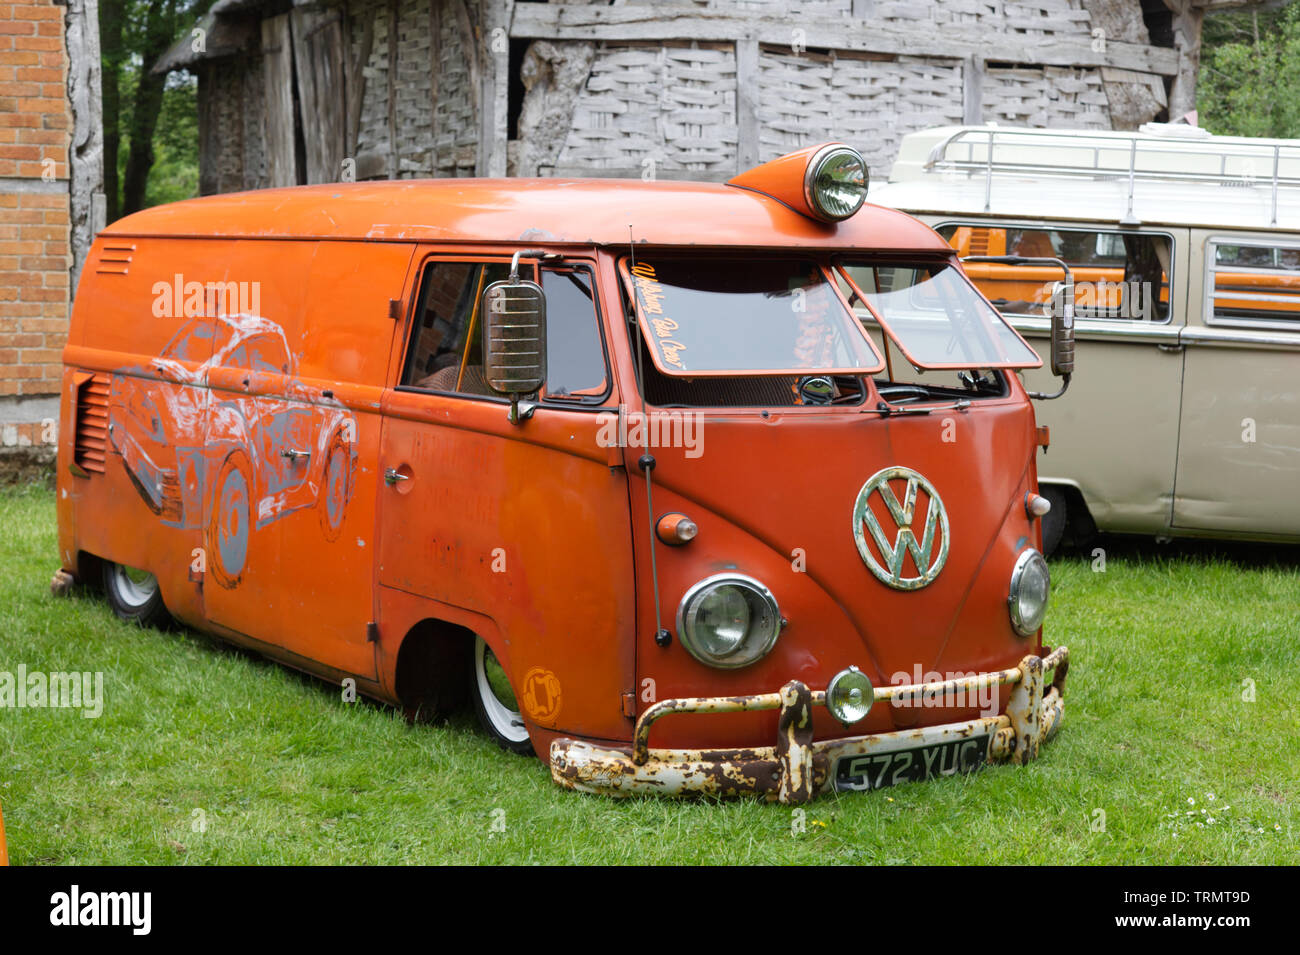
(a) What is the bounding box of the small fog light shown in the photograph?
[826,665,874,724]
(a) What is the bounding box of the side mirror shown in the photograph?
[482,249,547,424]
[1047,270,1075,378]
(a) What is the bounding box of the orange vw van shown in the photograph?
[55,144,1070,803]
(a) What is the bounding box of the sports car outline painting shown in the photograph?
[108,312,358,589]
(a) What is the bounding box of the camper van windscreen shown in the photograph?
[837,261,1043,371]
[619,257,885,378]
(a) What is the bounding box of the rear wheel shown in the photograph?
[470,636,534,756]
[102,561,170,628]
[1040,485,1069,557]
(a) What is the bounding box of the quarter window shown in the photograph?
[1207,241,1300,328]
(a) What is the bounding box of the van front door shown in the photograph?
[1173,234,1300,537]
[376,252,635,741]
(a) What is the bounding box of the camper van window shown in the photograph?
[1208,240,1300,329]
[938,224,1173,323]
[539,266,610,402]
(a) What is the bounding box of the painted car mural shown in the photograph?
[108,313,358,589]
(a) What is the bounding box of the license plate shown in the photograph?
[834,736,989,791]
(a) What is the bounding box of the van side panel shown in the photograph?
[60,237,248,625]
[269,240,413,678]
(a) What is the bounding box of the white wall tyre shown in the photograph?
[102,560,170,628]
[470,636,534,756]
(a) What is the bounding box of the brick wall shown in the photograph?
[0,0,70,463]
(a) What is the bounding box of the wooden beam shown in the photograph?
[962,55,984,125]
[261,15,298,188]
[509,4,1181,77]
[387,0,398,179]
[291,6,347,184]
[735,37,759,174]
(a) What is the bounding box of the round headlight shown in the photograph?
[676,574,781,669]
[1008,548,1051,636]
[803,144,869,222]
[826,665,874,724]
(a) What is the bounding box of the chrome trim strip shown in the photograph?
[1007,316,1183,344]
[1182,327,1300,349]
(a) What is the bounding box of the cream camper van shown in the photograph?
[871,125,1300,553]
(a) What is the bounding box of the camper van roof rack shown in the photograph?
[924,126,1300,227]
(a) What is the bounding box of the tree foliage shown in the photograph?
[1198,2,1300,138]
[101,0,208,220]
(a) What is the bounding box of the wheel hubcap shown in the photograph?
[112,564,158,608]
[476,640,529,744]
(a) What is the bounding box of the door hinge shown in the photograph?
[1036,425,1050,451]
[366,621,380,643]
[388,298,402,320]
[621,691,636,719]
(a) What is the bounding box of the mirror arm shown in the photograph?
[507,397,538,425]
[1027,372,1071,401]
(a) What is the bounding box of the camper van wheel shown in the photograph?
[471,636,535,756]
[1040,486,1068,557]
[102,561,170,628]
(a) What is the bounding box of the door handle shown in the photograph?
[281,448,311,460]
[384,467,410,485]
[1157,343,1184,353]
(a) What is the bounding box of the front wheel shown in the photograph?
[102,561,171,628]
[470,636,534,756]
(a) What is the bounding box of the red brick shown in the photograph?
[6,332,41,347]
[19,192,63,207]
[0,381,18,396]
[16,65,59,83]
[16,96,62,113]
[43,209,68,225]
[0,239,40,254]
[0,23,34,36]
[0,50,38,65]
[13,5,63,21]
[0,364,40,379]
[20,347,61,363]
[0,142,41,159]
[35,21,62,38]
[13,36,58,53]
[0,210,43,224]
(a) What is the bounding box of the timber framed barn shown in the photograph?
[157,0,1224,194]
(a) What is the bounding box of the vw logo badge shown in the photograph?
[852,466,950,590]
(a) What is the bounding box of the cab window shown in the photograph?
[938,224,1173,323]
[400,258,609,402]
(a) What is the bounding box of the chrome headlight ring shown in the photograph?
[1008,548,1051,637]
[675,573,782,669]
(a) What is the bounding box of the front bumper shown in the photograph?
[551,647,1068,804]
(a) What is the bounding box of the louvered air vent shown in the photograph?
[95,243,134,275]
[73,373,110,474]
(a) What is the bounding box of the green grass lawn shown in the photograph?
[1,483,1296,864]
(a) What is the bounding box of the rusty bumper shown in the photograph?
[550,647,1068,805]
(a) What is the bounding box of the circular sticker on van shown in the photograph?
[521,667,562,725]
[852,466,950,590]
